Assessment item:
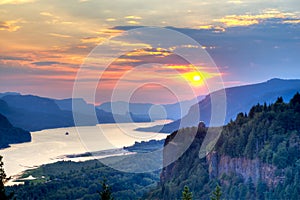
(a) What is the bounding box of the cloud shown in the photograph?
[215,9,299,27]
[0,56,31,61]
[124,16,142,20]
[40,12,54,17]
[106,18,116,22]
[283,19,300,24]
[227,0,243,4]
[0,20,21,32]
[80,36,105,44]
[0,0,35,5]
[126,20,139,25]
[31,61,63,66]
[49,33,72,38]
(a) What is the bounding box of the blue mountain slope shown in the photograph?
[0,113,31,149]
[138,78,300,133]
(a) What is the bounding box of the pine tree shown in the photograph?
[0,156,13,200]
[211,185,222,200]
[182,185,192,200]
[99,179,114,200]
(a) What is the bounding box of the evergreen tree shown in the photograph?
[0,155,13,200]
[99,179,113,200]
[211,185,222,200]
[182,185,192,200]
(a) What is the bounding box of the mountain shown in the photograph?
[146,93,300,199]
[0,94,154,131]
[140,78,300,133]
[0,95,75,131]
[0,92,20,98]
[0,113,31,149]
[97,96,205,121]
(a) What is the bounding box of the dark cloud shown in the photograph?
[0,56,31,61]
[31,61,63,66]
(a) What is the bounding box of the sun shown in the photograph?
[193,75,201,82]
[179,71,216,87]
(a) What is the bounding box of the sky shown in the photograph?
[1,0,300,104]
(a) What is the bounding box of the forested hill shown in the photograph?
[0,113,31,149]
[147,92,300,200]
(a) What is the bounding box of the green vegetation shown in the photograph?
[124,139,164,153]
[5,92,300,199]
[99,179,114,200]
[7,159,160,200]
[0,156,13,200]
[146,93,300,199]
[217,93,300,168]
[181,186,192,200]
[210,185,222,200]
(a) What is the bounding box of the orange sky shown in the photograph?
[1,0,300,104]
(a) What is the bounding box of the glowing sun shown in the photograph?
[193,75,201,82]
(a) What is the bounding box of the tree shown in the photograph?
[182,185,192,200]
[0,155,13,200]
[211,185,222,200]
[99,179,113,200]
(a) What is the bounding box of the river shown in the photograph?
[0,121,169,183]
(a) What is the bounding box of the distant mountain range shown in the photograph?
[138,78,300,133]
[97,96,205,121]
[1,78,300,135]
[0,93,157,132]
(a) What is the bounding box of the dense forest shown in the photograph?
[7,160,160,200]
[5,93,300,199]
[147,93,300,199]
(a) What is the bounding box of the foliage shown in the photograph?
[0,156,13,200]
[7,159,160,200]
[182,185,192,200]
[210,185,222,200]
[147,93,300,199]
[99,179,113,200]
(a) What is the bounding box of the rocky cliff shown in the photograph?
[206,151,285,187]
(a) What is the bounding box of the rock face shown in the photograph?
[206,151,285,187]
[160,122,285,188]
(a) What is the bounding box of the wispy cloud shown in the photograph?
[31,61,63,66]
[215,9,299,27]
[49,33,72,38]
[106,18,116,22]
[227,0,243,4]
[0,20,21,32]
[124,16,142,20]
[0,0,35,5]
[283,19,300,24]
[80,36,105,44]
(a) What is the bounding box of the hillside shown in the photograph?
[97,96,205,121]
[146,92,300,199]
[0,113,31,149]
[0,94,153,131]
[6,93,300,199]
[0,95,75,131]
[140,78,300,133]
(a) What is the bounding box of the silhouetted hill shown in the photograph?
[97,96,205,121]
[0,92,20,98]
[0,94,154,131]
[140,78,300,133]
[0,113,31,149]
[0,95,75,131]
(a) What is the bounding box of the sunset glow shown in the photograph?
[0,0,300,103]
